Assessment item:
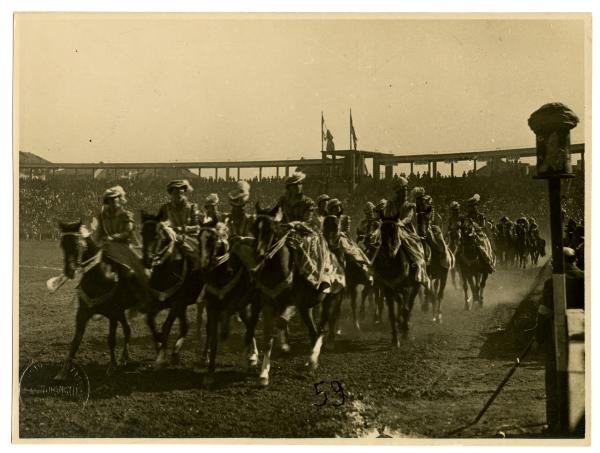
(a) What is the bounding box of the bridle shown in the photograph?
[198,225,231,269]
[60,231,102,275]
[142,219,175,267]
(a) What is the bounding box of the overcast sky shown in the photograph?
[15,14,586,164]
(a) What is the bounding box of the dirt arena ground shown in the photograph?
[18,240,549,439]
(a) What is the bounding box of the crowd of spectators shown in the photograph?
[19,168,584,241]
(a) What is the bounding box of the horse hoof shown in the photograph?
[432,315,437,323]
[259,376,269,387]
[353,322,361,331]
[280,343,291,354]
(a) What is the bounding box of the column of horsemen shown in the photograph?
[55,171,561,383]
[81,171,548,319]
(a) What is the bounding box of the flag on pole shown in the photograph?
[350,110,358,150]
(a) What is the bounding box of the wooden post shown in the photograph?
[548,177,570,433]
[473,158,477,174]
[427,161,431,177]
[237,167,241,180]
[373,159,380,181]
[451,161,455,178]
[225,167,230,180]
[285,166,289,177]
[410,162,414,176]
[259,167,262,181]
[350,150,356,191]
[432,161,438,179]
[385,165,393,180]
[276,167,280,178]
[214,168,218,180]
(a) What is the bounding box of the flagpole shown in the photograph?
[321,111,324,153]
[350,109,356,192]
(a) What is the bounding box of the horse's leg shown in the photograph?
[376,286,384,324]
[195,298,207,369]
[172,308,189,364]
[430,279,439,323]
[155,306,179,368]
[385,290,399,348]
[118,311,131,367]
[55,303,91,381]
[145,310,162,352]
[308,293,332,370]
[436,270,448,324]
[259,303,275,387]
[462,270,471,311]
[419,285,428,313]
[106,316,119,376]
[479,272,489,307]
[243,296,261,368]
[350,285,361,331]
[299,304,318,347]
[204,304,219,385]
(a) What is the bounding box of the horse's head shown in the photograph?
[322,215,340,245]
[379,219,401,258]
[58,220,86,279]
[140,210,172,268]
[253,202,282,259]
[198,218,229,271]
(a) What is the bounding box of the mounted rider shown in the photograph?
[413,188,452,269]
[463,194,495,273]
[202,193,223,224]
[445,201,462,244]
[157,179,201,267]
[356,201,379,250]
[325,198,371,280]
[381,177,429,286]
[225,181,254,239]
[315,194,331,229]
[276,172,345,293]
[92,185,152,309]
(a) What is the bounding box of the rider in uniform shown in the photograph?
[356,201,378,248]
[225,181,254,239]
[326,198,351,235]
[202,193,222,224]
[157,179,201,267]
[381,177,428,286]
[464,194,495,273]
[93,185,152,310]
[315,194,331,229]
[445,201,462,241]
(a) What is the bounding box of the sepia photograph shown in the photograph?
[13,12,590,443]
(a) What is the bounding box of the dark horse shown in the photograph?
[495,222,516,268]
[456,219,491,310]
[322,215,372,333]
[422,226,453,324]
[372,220,421,346]
[514,223,529,269]
[197,219,259,384]
[140,212,204,367]
[252,205,344,386]
[55,221,140,379]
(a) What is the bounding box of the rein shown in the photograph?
[149,257,188,302]
[204,267,244,301]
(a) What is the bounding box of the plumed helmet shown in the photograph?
[167,179,193,193]
[204,193,220,206]
[103,185,127,203]
[466,193,481,206]
[228,181,251,206]
[449,201,460,211]
[393,176,409,192]
[285,171,306,186]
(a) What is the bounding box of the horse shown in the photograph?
[494,222,515,268]
[197,219,259,383]
[456,219,491,310]
[357,231,385,325]
[422,226,453,324]
[55,221,140,379]
[322,215,372,333]
[372,219,421,347]
[446,223,462,289]
[514,223,529,269]
[140,212,204,368]
[251,204,344,386]
[528,232,545,266]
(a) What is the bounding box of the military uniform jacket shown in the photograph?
[96,207,134,243]
[225,211,255,238]
[158,199,200,233]
[277,193,314,223]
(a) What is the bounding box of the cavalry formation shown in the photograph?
[53,173,545,387]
